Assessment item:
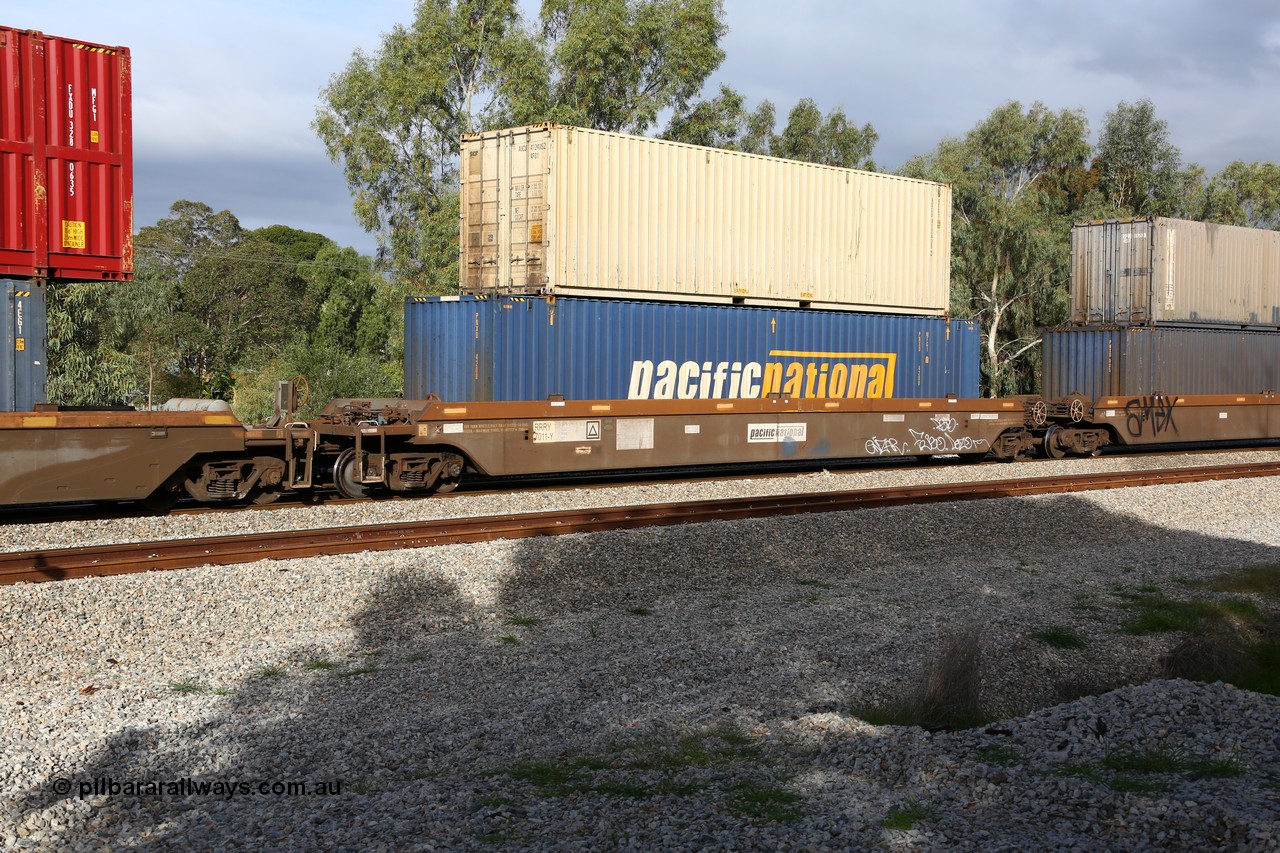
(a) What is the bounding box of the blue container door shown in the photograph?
[1,280,47,411]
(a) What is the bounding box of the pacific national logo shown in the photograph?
[627,350,898,400]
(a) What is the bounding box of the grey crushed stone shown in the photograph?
[1,454,1279,850]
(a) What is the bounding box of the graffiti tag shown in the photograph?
[909,430,991,453]
[930,414,959,433]
[865,437,906,455]
[1124,395,1177,437]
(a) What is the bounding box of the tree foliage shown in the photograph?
[315,0,726,289]
[770,98,877,170]
[45,199,403,419]
[312,1,517,291]
[1190,160,1280,229]
[538,0,726,133]
[45,283,137,406]
[665,90,877,169]
[903,101,1089,396]
[1091,98,1193,217]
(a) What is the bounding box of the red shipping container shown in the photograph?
[0,26,133,281]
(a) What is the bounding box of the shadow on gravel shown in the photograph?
[13,492,1280,848]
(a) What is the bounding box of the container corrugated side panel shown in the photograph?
[1,280,47,411]
[1071,217,1280,329]
[403,296,482,402]
[405,296,978,402]
[459,125,950,314]
[1043,326,1279,399]
[1042,327,1121,400]
[0,28,132,282]
[1151,217,1280,328]
[0,28,41,278]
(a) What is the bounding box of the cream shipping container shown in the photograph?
[460,124,952,315]
[1070,217,1280,329]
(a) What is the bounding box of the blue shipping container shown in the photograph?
[1042,326,1280,400]
[405,296,980,402]
[2,280,47,412]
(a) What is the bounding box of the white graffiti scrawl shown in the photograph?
[930,414,959,433]
[864,437,905,455]
[864,413,992,457]
[909,429,990,453]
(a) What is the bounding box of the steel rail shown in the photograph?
[4,461,1279,585]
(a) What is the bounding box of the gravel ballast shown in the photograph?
[2,455,1280,850]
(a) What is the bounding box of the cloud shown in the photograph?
[137,149,373,252]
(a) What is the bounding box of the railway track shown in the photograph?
[4,460,1279,586]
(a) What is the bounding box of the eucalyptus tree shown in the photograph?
[538,0,726,133]
[1192,161,1280,229]
[47,201,249,406]
[770,98,877,170]
[903,101,1090,395]
[44,283,138,406]
[665,88,878,174]
[316,0,728,291]
[1092,98,1196,217]
[314,1,524,292]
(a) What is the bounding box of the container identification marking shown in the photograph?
[532,419,600,443]
[15,338,24,352]
[62,220,86,249]
[747,423,807,444]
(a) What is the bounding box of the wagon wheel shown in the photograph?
[1042,425,1068,460]
[1029,399,1048,427]
[1068,397,1087,423]
[432,454,464,494]
[333,448,373,499]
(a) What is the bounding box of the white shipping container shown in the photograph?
[459,124,952,315]
[1070,216,1280,329]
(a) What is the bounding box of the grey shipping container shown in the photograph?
[460,124,952,314]
[1041,325,1280,401]
[405,295,979,402]
[1070,216,1280,329]
[2,280,47,411]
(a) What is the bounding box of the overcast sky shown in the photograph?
[11,1,1280,256]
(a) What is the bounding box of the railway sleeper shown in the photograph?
[184,456,286,502]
